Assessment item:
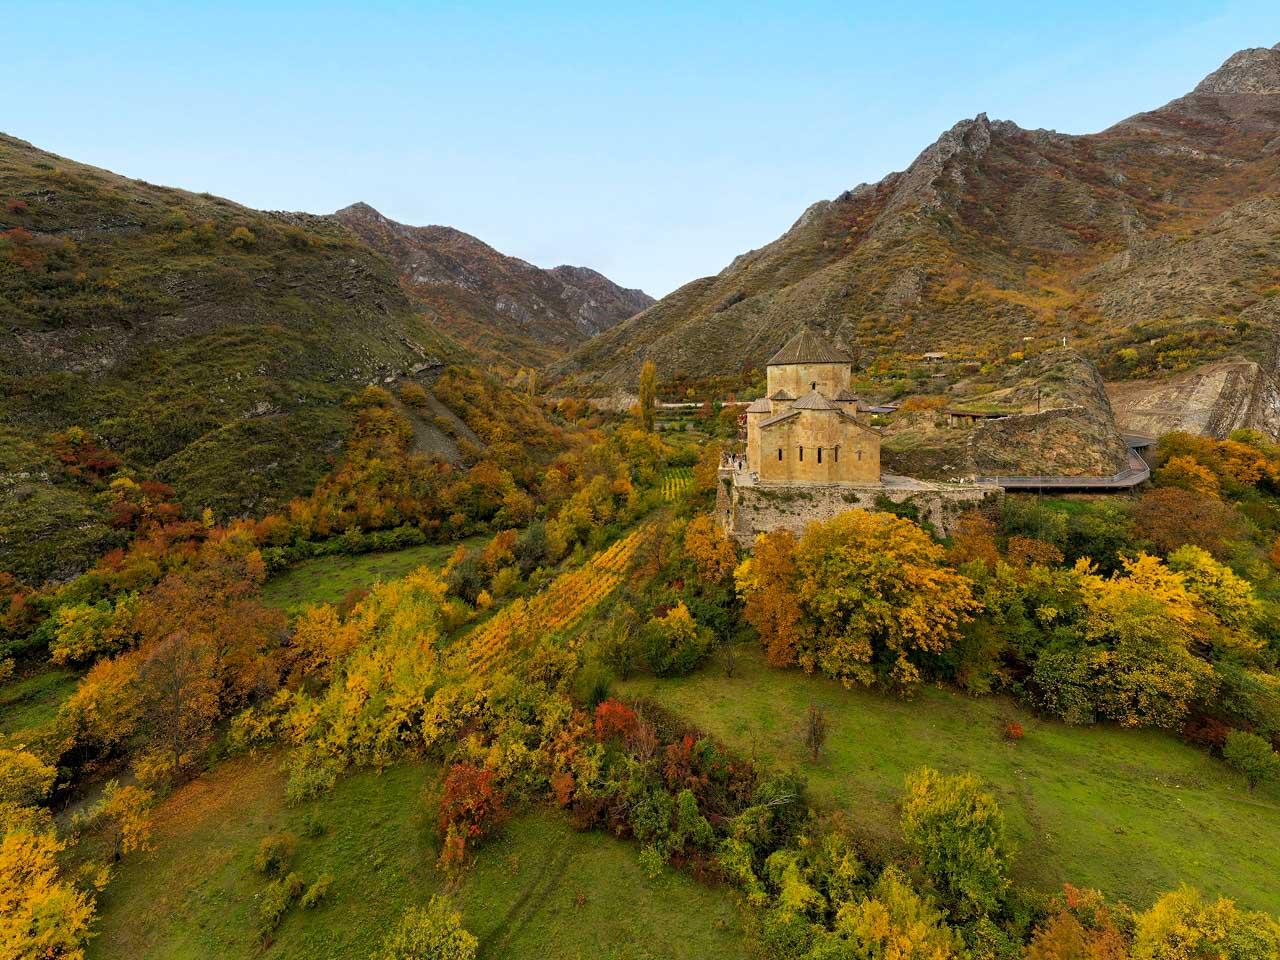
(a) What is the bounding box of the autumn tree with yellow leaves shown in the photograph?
[735,529,804,668]
[795,511,979,689]
[683,515,737,585]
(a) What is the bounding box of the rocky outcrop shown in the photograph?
[965,350,1131,477]
[968,407,1130,477]
[1194,44,1280,95]
[882,350,1132,479]
[1108,359,1280,439]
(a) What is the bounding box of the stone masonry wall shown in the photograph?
[717,472,1001,545]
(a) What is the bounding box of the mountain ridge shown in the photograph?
[553,42,1280,440]
[0,133,464,580]
[332,202,652,365]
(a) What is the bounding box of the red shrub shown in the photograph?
[662,734,710,797]
[108,500,142,530]
[550,771,574,807]
[593,698,639,744]
[5,198,28,214]
[139,480,177,502]
[1003,720,1024,741]
[439,762,506,839]
[1182,716,1231,751]
[438,762,506,868]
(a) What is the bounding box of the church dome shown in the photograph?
[766,327,851,366]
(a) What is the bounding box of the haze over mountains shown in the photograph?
[556,43,1280,437]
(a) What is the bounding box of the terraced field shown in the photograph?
[660,467,692,501]
[465,524,654,672]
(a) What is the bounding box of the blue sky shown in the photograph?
[9,1,1279,296]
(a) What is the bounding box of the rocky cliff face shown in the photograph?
[1108,358,1280,439]
[1194,44,1280,95]
[333,203,652,365]
[557,42,1280,442]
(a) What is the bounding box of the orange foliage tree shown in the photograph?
[946,512,999,570]
[734,529,803,667]
[683,515,737,585]
[438,762,507,869]
[1134,487,1241,559]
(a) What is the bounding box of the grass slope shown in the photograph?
[90,755,747,960]
[260,536,485,613]
[0,667,77,745]
[621,648,1280,913]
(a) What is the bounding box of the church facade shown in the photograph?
[744,328,880,484]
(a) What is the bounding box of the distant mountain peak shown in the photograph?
[330,204,652,362]
[1194,44,1280,95]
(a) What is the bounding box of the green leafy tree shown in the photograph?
[1222,730,1280,790]
[900,767,1010,919]
[638,360,657,432]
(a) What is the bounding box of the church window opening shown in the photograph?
[777,448,783,461]
[817,447,823,464]
[799,446,804,462]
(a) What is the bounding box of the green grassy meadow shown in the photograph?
[90,754,747,960]
[0,667,79,757]
[0,668,78,737]
[260,537,485,612]
[621,648,1280,913]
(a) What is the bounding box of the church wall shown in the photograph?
[766,362,851,399]
[745,410,764,471]
[757,412,879,483]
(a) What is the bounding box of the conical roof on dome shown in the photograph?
[768,388,796,401]
[791,389,838,411]
[767,327,851,366]
[745,397,772,413]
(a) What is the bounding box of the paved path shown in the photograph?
[976,445,1150,491]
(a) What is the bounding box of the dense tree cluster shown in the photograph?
[7,388,1280,957]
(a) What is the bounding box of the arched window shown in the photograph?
[817,447,823,464]
[810,381,816,391]
[777,448,783,461]
[834,446,839,463]
[799,446,804,462]
[856,448,862,461]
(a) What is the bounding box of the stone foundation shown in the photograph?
[716,469,1000,545]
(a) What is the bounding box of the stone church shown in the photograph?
[744,327,881,483]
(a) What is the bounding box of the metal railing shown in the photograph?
[975,447,1150,491]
